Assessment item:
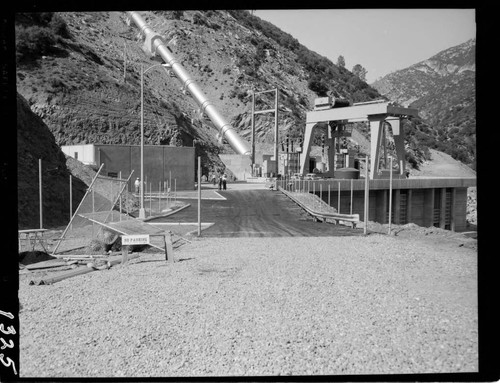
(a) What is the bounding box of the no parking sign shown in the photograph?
[122,234,150,245]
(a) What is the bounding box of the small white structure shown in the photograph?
[61,144,97,165]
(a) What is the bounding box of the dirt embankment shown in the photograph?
[409,148,476,178]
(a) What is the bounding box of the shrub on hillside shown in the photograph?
[307,75,329,97]
[16,25,56,62]
[15,12,70,63]
[49,13,70,38]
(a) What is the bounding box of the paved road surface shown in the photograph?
[153,188,362,237]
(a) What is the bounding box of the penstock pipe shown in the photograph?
[127,11,251,156]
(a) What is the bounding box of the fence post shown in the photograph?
[388,156,393,235]
[350,178,353,215]
[364,156,369,235]
[119,171,122,220]
[338,181,341,214]
[149,182,152,215]
[319,183,322,208]
[39,159,43,229]
[166,180,169,209]
[69,174,72,227]
[92,185,95,237]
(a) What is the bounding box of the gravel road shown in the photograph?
[19,233,477,377]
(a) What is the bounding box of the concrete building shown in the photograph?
[61,144,195,191]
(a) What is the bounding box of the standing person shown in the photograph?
[134,177,140,193]
[211,173,216,186]
[222,173,227,190]
[218,173,223,190]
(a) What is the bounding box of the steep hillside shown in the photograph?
[15,10,396,175]
[372,39,476,168]
[17,90,140,230]
[17,92,89,229]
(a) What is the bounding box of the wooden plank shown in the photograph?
[26,260,69,270]
[19,229,47,234]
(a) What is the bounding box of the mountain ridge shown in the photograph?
[372,38,476,168]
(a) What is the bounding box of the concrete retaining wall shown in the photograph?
[310,178,475,232]
[219,154,252,181]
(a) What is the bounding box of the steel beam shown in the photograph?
[306,102,418,124]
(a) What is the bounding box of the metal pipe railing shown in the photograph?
[127,11,251,156]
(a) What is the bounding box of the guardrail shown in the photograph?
[278,186,360,228]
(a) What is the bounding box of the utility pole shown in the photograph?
[39,159,43,229]
[274,88,279,175]
[198,156,201,236]
[364,156,369,235]
[123,42,127,83]
[252,88,279,176]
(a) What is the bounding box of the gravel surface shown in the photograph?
[19,233,477,377]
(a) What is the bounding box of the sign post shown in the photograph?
[164,231,174,263]
[121,245,129,265]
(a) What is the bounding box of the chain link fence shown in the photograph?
[51,165,135,255]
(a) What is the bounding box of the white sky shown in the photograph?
[254,9,476,83]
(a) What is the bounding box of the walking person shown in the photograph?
[222,173,227,190]
[134,177,140,193]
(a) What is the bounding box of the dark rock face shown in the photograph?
[17,92,87,229]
